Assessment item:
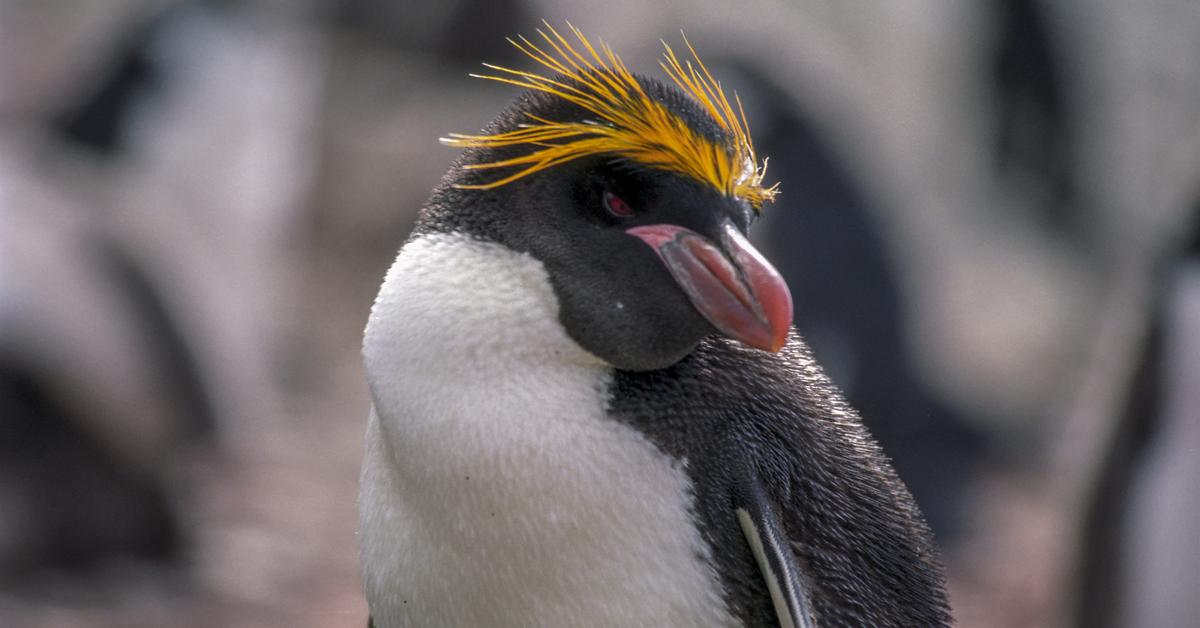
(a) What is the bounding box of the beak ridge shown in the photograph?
[626,223,792,353]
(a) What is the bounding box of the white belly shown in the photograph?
[360,233,736,627]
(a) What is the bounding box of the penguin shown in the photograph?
[360,24,950,628]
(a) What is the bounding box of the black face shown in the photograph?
[524,159,757,371]
[418,79,784,371]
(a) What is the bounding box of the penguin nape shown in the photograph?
[360,23,951,628]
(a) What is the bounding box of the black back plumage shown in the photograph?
[610,332,952,627]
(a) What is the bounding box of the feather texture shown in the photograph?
[440,22,778,209]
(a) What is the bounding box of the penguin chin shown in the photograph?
[563,312,713,372]
[600,336,703,372]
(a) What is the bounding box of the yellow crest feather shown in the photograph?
[440,22,779,209]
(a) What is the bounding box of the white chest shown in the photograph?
[359,233,736,627]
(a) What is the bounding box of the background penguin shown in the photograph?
[360,24,950,627]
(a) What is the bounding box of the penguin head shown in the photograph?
[424,25,791,371]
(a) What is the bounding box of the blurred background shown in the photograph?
[1,0,1197,626]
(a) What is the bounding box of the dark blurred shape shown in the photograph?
[738,65,987,541]
[331,0,530,65]
[990,0,1077,234]
[2,2,221,579]
[0,226,216,579]
[97,240,218,440]
[0,225,214,579]
[1072,295,1162,628]
[45,1,216,439]
[0,365,179,575]
[51,6,171,154]
[1074,203,1200,628]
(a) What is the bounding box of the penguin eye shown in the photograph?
[603,190,636,218]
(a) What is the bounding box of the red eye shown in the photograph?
[603,190,635,217]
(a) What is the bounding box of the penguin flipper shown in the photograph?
[735,475,818,628]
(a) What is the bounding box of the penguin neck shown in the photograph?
[363,231,609,407]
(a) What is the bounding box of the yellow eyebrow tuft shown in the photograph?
[439,21,779,210]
